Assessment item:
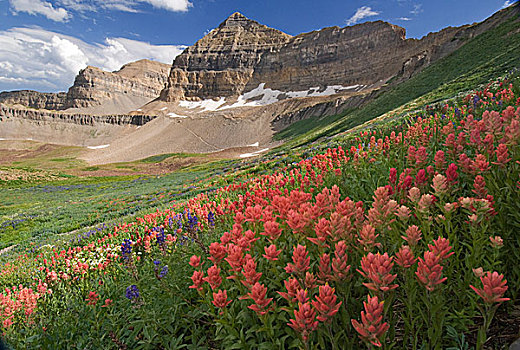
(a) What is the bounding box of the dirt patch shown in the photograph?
[0,168,62,181]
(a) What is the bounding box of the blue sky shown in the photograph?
[0,0,516,92]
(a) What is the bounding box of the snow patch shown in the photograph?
[167,112,188,119]
[179,97,226,112]
[160,107,168,111]
[0,138,5,141]
[87,144,110,150]
[176,84,363,112]
[220,83,363,110]
[240,148,269,158]
[248,142,259,147]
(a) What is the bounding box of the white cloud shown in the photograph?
[410,4,423,15]
[55,0,192,13]
[397,17,411,21]
[346,6,381,26]
[9,0,193,18]
[0,27,186,92]
[502,1,516,8]
[9,0,70,22]
[142,0,192,12]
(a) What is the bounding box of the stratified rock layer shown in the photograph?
[65,59,171,109]
[160,8,518,102]
[160,12,292,101]
[0,91,67,110]
[0,59,171,111]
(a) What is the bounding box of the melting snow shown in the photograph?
[239,148,269,158]
[179,97,226,111]
[160,107,168,111]
[87,144,110,150]
[167,112,188,119]
[220,83,362,110]
[177,84,363,112]
[248,142,259,147]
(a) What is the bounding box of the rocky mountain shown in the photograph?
[66,59,171,111]
[160,8,516,102]
[0,90,67,110]
[160,12,291,101]
[0,4,518,163]
[0,59,171,113]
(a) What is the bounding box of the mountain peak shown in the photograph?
[218,12,258,28]
[192,12,291,49]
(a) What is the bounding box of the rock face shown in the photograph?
[0,59,171,111]
[160,7,518,102]
[0,90,67,110]
[160,12,291,101]
[0,105,155,126]
[65,59,171,109]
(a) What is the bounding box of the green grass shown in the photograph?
[139,152,199,163]
[273,111,350,141]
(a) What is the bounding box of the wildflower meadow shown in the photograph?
[1,74,519,349]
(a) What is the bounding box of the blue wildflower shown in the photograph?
[126,285,139,300]
[159,265,168,279]
[156,227,165,247]
[208,211,215,227]
[121,239,133,262]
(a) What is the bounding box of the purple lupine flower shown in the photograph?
[208,211,215,227]
[159,265,168,279]
[121,239,133,262]
[156,227,166,247]
[126,285,140,300]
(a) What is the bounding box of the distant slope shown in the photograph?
[276,3,520,145]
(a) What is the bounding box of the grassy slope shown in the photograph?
[275,6,520,147]
[2,5,519,256]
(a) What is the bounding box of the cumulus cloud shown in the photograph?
[502,1,516,8]
[346,6,381,26]
[142,0,192,12]
[8,0,192,20]
[56,0,192,13]
[410,4,423,15]
[9,0,71,22]
[0,27,186,92]
[397,17,411,21]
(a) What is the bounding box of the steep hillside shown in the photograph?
[275,3,520,145]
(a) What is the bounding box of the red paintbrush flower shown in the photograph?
[351,295,389,347]
[312,284,342,323]
[470,271,510,304]
[415,251,446,291]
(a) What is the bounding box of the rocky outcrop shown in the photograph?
[160,12,291,101]
[160,5,519,102]
[0,90,67,110]
[0,60,171,111]
[0,104,155,126]
[65,59,171,109]
[271,90,379,131]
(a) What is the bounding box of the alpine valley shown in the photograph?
[1,3,520,349]
[1,7,518,164]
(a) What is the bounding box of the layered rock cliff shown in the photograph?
[0,90,67,110]
[64,59,171,109]
[0,59,171,111]
[159,7,518,102]
[0,105,155,126]
[160,12,291,101]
